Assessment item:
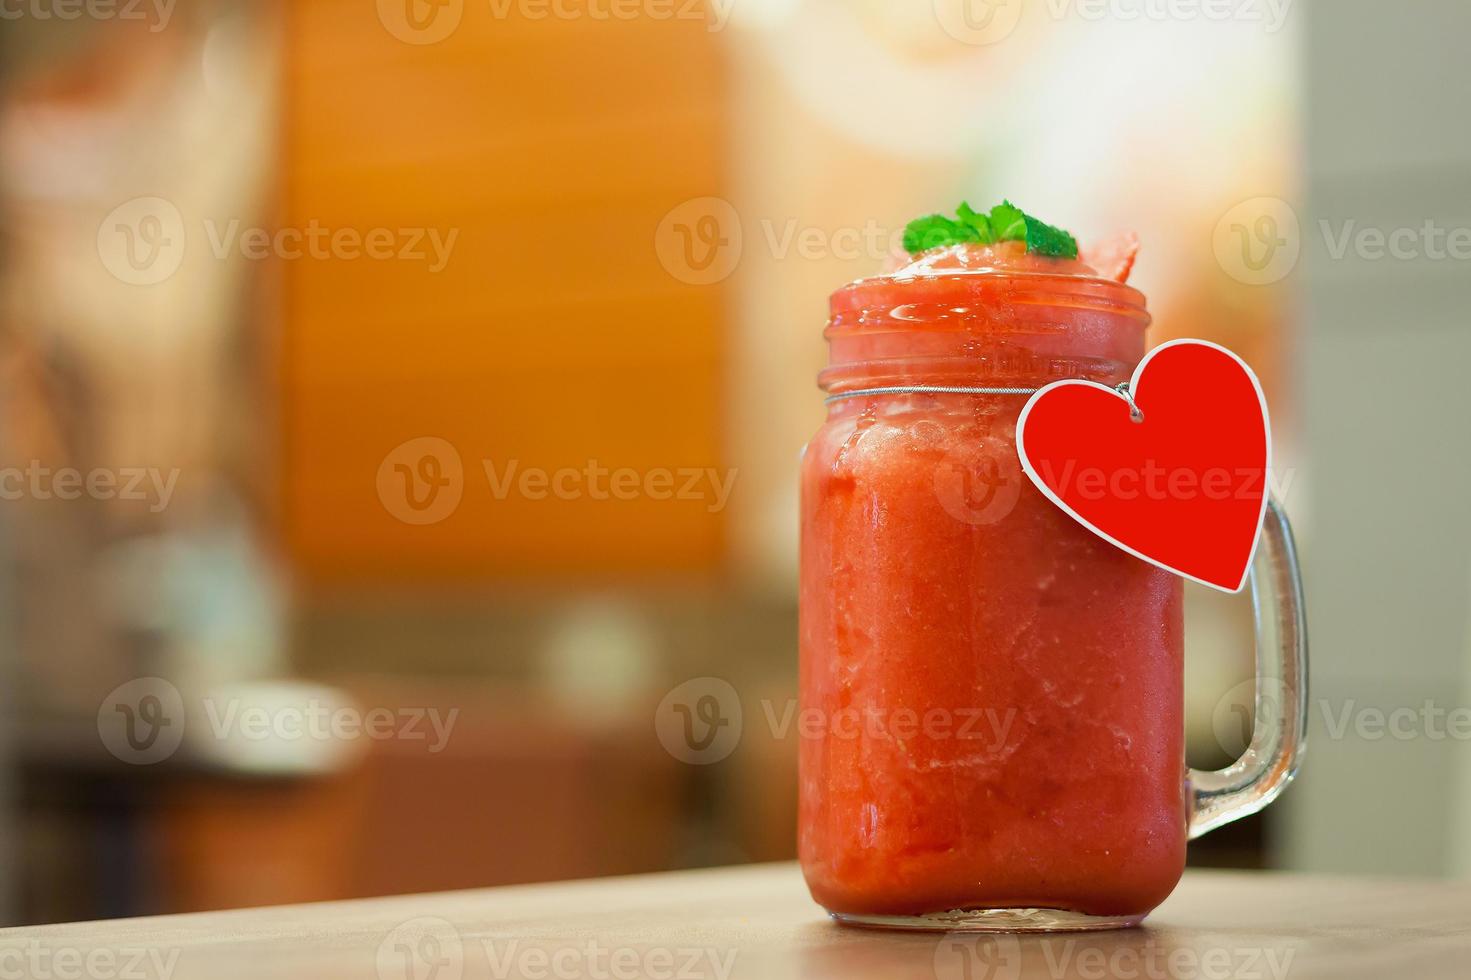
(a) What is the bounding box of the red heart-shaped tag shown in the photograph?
[1016,340,1270,593]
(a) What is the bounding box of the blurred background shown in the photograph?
[0,0,1467,927]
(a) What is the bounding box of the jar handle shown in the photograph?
[1188,497,1309,839]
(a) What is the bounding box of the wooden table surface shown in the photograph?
[4,864,1468,980]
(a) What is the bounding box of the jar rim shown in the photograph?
[820,269,1151,395]
[830,269,1151,325]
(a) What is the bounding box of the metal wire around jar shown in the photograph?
[823,381,1146,423]
[823,385,1041,404]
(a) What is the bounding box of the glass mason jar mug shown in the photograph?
[797,265,1307,931]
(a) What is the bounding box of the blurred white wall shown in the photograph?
[1286,0,1471,876]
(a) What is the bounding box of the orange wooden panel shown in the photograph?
[277,0,728,583]
[161,776,365,912]
[283,126,722,219]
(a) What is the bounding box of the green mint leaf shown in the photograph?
[1023,214,1080,259]
[903,214,981,253]
[955,201,995,243]
[989,201,1027,241]
[902,200,1080,258]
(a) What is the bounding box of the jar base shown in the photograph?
[829,907,1146,933]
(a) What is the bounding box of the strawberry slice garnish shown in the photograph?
[1081,232,1140,283]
